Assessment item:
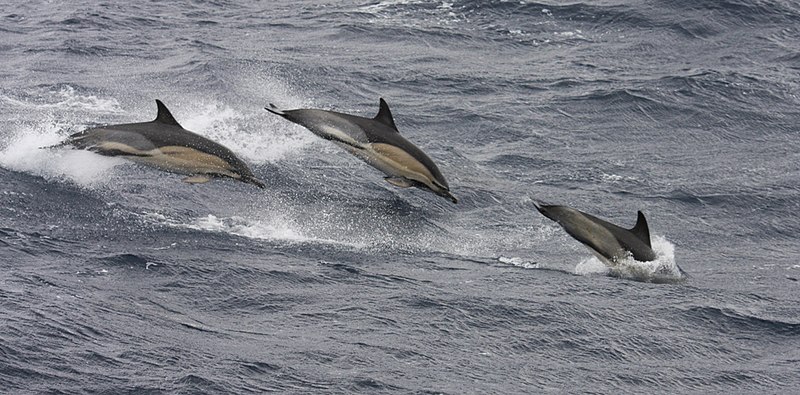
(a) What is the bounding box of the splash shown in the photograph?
[186,214,318,245]
[498,256,539,269]
[177,101,318,165]
[142,211,367,249]
[137,202,522,258]
[0,123,126,187]
[574,236,685,283]
[0,86,130,187]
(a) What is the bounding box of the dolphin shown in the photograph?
[533,200,657,265]
[265,98,457,203]
[52,100,265,188]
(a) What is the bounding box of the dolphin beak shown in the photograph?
[439,190,457,204]
[243,176,266,189]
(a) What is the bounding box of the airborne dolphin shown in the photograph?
[54,100,265,188]
[265,98,457,203]
[533,200,657,265]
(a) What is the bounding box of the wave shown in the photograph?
[662,0,800,26]
[560,88,681,122]
[132,185,537,259]
[140,208,466,256]
[1,85,123,114]
[338,0,592,48]
[684,305,800,337]
[0,226,85,260]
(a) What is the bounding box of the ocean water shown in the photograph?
[1,0,799,393]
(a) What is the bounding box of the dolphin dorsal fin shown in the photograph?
[631,211,652,248]
[374,98,399,131]
[153,100,182,127]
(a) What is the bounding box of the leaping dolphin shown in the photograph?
[265,98,457,203]
[533,200,657,265]
[52,100,265,188]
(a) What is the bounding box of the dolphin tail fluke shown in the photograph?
[445,191,458,204]
[243,175,266,189]
[264,104,287,117]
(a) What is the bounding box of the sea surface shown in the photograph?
[1,0,799,393]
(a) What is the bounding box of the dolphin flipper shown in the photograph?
[385,176,414,188]
[182,175,213,184]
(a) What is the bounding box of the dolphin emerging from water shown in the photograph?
[533,200,657,265]
[265,98,457,203]
[52,100,265,188]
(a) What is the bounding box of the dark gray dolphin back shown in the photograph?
[534,202,657,262]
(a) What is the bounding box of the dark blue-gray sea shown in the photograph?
[2,1,799,393]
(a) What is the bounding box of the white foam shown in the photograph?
[601,173,639,183]
[575,236,683,282]
[138,205,529,257]
[574,256,611,276]
[141,210,361,248]
[498,256,539,269]
[358,0,465,27]
[187,214,311,244]
[0,123,125,187]
[359,0,424,12]
[0,87,131,186]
